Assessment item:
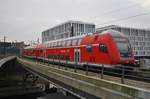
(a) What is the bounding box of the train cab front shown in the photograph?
[104,30,135,65]
[116,41,135,65]
[112,32,135,65]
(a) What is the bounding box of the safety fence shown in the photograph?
[24,56,150,84]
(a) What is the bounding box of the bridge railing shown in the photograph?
[24,56,150,85]
[83,64,150,84]
[0,56,17,67]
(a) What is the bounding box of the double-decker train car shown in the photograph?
[23,44,45,59]
[23,30,135,67]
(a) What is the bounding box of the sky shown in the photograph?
[0,0,150,44]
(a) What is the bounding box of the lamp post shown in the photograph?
[4,36,6,57]
[0,38,2,58]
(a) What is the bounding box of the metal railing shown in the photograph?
[24,56,150,84]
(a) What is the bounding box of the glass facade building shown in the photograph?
[42,21,95,43]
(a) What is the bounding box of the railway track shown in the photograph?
[22,57,150,87]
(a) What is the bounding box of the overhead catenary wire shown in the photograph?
[87,2,146,27]
[96,11,150,26]
[101,3,139,15]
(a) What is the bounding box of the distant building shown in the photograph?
[42,21,95,43]
[0,41,24,58]
[96,25,150,59]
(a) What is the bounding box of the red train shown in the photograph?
[23,30,135,67]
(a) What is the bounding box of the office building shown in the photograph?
[42,21,95,43]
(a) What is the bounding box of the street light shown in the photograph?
[4,36,6,57]
[0,36,7,58]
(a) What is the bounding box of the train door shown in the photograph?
[74,48,80,63]
[43,48,46,59]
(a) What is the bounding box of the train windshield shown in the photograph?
[115,38,132,58]
[117,42,132,58]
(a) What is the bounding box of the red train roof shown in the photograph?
[81,30,126,45]
[24,44,45,50]
[36,44,45,49]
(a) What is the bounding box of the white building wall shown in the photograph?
[42,21,95,43]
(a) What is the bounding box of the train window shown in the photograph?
[55,42,56,47]
[53,43,54,47]
[59,42,61,46]
[72,39,77,46]
[62,41,65,47]
[86,45,92,53]
[52,42,54,47]
[57,41,60,47]
[66,55,70,60]
[51,42,53,47]
[57,55,60,59]
[99,44,108,53]
[76,39,79,45]
[70,40,73,46]
[48,43,50,47]
[48,55,52,59]
[40,50,42,53]
[61,55,64,60]
[55,42,57,47]
[77,39,81,46]
[65,41,67,46]
[67,40,71,46]
[60,41,62,47]
[50,43,51,47]
[57,41,59,47]
[56,41,59,47]
[53,42,55,47]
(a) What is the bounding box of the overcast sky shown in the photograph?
[0,0,150,43]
